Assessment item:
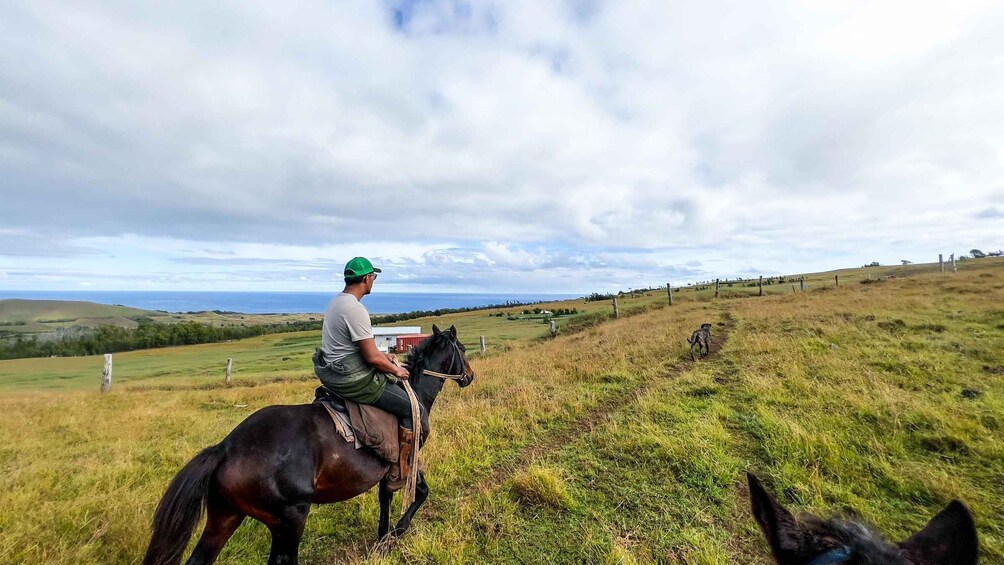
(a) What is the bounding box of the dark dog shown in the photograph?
[688,323,712,361]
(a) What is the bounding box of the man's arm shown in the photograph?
[356,338,410,379]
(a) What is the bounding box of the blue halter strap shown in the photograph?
[806,546,853,565]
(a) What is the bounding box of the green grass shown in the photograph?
[0,331,319,392]
[0,258,1002,563]
[0,290,666,393]
[0,298,323,336]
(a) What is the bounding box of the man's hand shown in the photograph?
[357,338,412,380]
[387,353,411,379]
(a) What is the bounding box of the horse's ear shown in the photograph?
[898,500,978,565]
[432,324,441,335]
[448,325,457,339]
[747,472,805,561]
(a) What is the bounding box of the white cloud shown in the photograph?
[0,0,1002,291]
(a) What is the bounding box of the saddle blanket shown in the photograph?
[313,386,415,490]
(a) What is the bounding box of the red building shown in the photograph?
[394,334,431,353]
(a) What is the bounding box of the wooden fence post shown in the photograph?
[835,275,839,287]
[101,354,112,393]
[612,297,619,319]
[667,283,673,305]
[479,335,486,354]
[225,358,233,386]
[951,253,957,272]
[715,279,720,298]
[939,254,944,273]
[549,320,556,338]
[800,276,805,291]
[758,275,763,296]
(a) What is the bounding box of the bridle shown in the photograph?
[420,337,472,383]
[807,546,853,565]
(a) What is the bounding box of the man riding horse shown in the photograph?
[312,256,421,478]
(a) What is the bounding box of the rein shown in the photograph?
[399,337,467,511]
[400,380,422,512]
[422,369,467,380]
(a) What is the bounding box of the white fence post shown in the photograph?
[101,354,112,393]
[549,320,556,338]
[225,358,233,386]
[612,297,619,319]
[479,335,486,354]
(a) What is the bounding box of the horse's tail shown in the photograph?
[142,444,225,565]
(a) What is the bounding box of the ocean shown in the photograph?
[0,290,579,315]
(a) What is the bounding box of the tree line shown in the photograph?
[370,299,548,324]
[0,318,322,360]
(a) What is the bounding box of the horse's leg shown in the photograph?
[266,503,310,565]
[378,478,393,540]
[389,471,429,538]
[185,499,245,565]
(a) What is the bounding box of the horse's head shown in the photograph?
[406,324,475,403]
[747,473,978,565]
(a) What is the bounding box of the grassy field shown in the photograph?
[0,259,1001,563]
[0,291,666,393]
[0,298,321,336]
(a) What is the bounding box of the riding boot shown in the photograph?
[398,425,415,481]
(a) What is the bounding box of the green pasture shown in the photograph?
[0,298,321,337]
[0,332,318,392]
[0,289,667,393]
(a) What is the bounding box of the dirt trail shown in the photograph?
[486,311,736,484]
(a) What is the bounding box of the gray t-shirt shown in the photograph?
[321,293,373,363]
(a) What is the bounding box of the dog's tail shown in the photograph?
[687,335,694,345]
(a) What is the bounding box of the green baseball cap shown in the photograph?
[344,256,381,278]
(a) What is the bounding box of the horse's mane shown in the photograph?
[404,333,445,383]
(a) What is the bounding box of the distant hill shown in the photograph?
[0,298,321,339]
[0,299,154,333]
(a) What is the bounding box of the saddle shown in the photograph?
[313,386,421,491]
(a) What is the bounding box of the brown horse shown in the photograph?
[142,325,474,565]
[747,473,979,565]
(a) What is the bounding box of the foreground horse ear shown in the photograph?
[898,500,978,565]
[747,473,804,561]
[432,324,441,335]
[448,325,457,339]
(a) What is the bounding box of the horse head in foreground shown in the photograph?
[142,324,474,565]
[747,473,978,565]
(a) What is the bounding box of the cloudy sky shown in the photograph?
[1,0,1002,293]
